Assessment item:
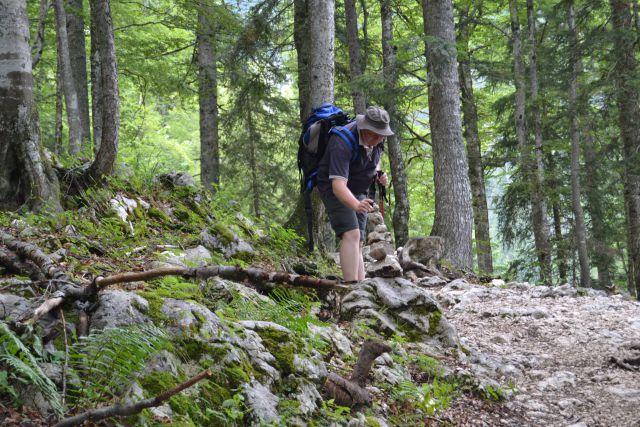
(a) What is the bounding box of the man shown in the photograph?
[316,106,392,282]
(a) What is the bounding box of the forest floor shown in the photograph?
[429,280,640,427]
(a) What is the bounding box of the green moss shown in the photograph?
[222,365,251,388]
[138,292,169,323]
[168,393,192,414]
[140,371,182,396]
[211,223,235,245]
[365,417,382,427]
[148,206,172,223]
[201,381,232,407]
[133,205,145,220]
[428,310,442,336]
[257,329,296,375]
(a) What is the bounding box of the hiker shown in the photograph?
[316,106,392,282]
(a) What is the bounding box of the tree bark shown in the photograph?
[526,0,552,284]
[197,0,220,193]
[248,107,261,218]
[90,12,102,153]
[422,0,474,270]
[84,0,120,185]
[31,0,50,70]
[344,0,366,114]
[54,0,83,156]
[293,0,310,122]
[66,0,92,151]
[458,7,494,275]
[552,200,568,283]
[610,0,640,299]
[380,0,410,247]
[55,40,64,156]
[308,0,335,109]
[582,123,612,288]
[566,0,591,288]
[0,0,61,212]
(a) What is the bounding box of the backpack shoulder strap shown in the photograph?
[330,126,360,163]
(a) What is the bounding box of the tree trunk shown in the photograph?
[380,0,409,247]
[0,0,61,212]
[458,8,494,275]
[308,0,335,109]
[358,0,369,73]
[247,108,261,218]
[90,13,102,153]
[526,0,552,284]
[32,0,50,70]
[66,0,91,151]
[610,0,640,299]
[54,0,83,156]
[552,200,568,283]
[344,0,366,114]
[582,124,612,288]
[422,0,474,270]
[566,0,591,288]
[55,40,64,156]
[197,0,220,193]
[84,0,119,185]
[293,0,310,122]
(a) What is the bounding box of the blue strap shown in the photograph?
[330,126,360,164]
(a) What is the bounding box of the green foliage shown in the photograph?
[0,323,64,416]
[387,378,458,422]
[67,324,169,409]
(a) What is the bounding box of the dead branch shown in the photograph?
[0,247,46,281]
[323,340,392,408]
[53,369,212,427]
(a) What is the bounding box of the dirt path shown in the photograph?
[432,280,640,427]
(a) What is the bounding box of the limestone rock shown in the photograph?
[157,171,196,189]
[367,230,392,245]
[399,236,444,270]
[366,255,402,278]
[200,226,254,260]
[341,278,458,346]
[243,381,280,424]
[160,298,223,339]
[91,291,151,329]
[417,276,448,288]
[307,324,353,356]
[368,212,384,228]
[368,241,394,261]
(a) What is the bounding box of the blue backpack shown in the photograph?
[297,103,360,251]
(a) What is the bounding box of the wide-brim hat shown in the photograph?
[355,106,394,136]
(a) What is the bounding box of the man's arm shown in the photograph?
[332,179,374,213]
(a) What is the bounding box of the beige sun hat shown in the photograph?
[355,106,394,136]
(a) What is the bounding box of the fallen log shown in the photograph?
[53,369,212,427]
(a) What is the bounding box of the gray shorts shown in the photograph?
[320,191,368,241]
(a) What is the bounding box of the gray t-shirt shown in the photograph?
[316,121,384,197]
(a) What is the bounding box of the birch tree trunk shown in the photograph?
[609,0,640,299]
[66,0,91,151]
[54,0,83,156]
[0,0,61,212]
[344,0,366,114]
[380,0,410,246]
[566,0,591,288]
[422,0,474,270]
[458,7,494,274]
[84,0,119,185]
[294,0,310,121]
[308,0,335,109]
[526,0,552,284]
[197,0,220,193]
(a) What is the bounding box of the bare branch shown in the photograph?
[53,369,212,427]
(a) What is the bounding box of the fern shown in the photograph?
[67,324,169,409]
[0,322,64,416]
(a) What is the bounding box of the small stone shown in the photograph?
[369,241,394,261]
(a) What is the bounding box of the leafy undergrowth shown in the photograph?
[0,178,520,425]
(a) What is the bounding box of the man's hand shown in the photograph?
[355,198,375,213]
[377,171,389,187]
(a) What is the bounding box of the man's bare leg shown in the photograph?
[357,240,365,281]
[340,229,361,281]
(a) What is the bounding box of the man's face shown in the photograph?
[361,129,385,147]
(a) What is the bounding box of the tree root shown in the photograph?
[52,369,212,427]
